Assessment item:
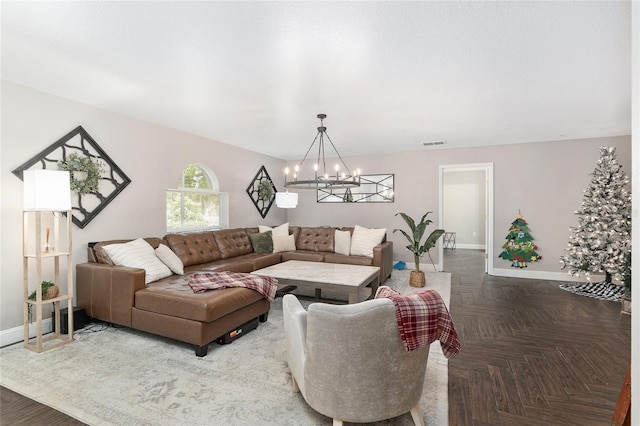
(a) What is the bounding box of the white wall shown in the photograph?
[0,81,286,332]
[443,170,486,249]
[1,81,633,338]
[286,135,632,279]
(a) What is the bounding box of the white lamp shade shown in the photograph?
[275,192,298,209]
[23,170,72,211]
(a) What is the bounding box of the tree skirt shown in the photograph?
[559,281,624,302]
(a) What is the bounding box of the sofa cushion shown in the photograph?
[350,225,386,257]
[334,230,351,256]
[102,238,173,284]
[213,228,253,259]
[249,231,273,253]
[187,259,254,274]
[296,227,335,252]
[228,253,282,270]
[164,232,222,267]
[155,244,184,275]
[135,275,265,323]
[273,234,296,253]
[259,222,289,236]
[281,251,325,262]
[93,238,166,265]
[324,253,374,267]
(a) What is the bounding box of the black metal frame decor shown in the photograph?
[317,173,394,203]
[12,126,131,229]
[246,165,277,218]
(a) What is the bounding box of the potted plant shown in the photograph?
[394,212,445,287]
[27,280,59,323]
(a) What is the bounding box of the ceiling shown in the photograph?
[1,1,632,160]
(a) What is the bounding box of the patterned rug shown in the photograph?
[0,269,451,426]
[559,280,625,302]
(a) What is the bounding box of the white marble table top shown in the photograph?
[252,260,379,289]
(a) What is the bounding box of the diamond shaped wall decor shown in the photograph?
[12,126,131,229]
[246,165,277,219]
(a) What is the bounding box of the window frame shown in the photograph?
[166,164,229,233]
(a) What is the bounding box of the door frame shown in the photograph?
[438,162,494,273]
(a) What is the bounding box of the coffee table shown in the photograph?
[252,260,380,304]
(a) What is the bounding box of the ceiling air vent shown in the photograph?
[422,140,447,147]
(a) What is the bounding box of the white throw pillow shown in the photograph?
[258,222,289,236]
[334,230,351,256]
[155,244,184,275]
[103,238,172,284]
[349,225,386,258]
[272,234,296,253]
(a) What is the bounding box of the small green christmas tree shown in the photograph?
[499,211,541,268]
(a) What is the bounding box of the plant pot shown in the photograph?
[409,270,425,288]
[44,285,59,300]
[621,295,631,315]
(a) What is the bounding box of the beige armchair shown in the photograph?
[282,294,430,426]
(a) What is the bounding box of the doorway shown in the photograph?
[438,163,494,274]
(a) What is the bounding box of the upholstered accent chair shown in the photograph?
[282,294,430,426]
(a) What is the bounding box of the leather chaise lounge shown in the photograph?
[76,226,393,356]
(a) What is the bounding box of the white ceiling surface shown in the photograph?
[1,1,631,161]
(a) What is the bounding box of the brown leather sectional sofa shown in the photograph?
[76,226,393,356]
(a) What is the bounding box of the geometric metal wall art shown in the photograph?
[317,174,394,203]
[12,126,131,229]
[246,165,277,218]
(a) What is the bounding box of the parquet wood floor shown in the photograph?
[0,386,83,425]
[446,249,631,426]
[0,249,632,425]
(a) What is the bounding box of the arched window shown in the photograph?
[166,164,229,232]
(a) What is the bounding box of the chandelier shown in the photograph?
[283,114,360,190]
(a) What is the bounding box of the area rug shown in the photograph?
[559,280,625,302]
[0,269,451,425]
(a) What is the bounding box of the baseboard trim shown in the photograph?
[449,244,485,250]
[491,268,597,283]
[0,319,53,348]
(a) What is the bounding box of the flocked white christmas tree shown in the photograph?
[560,146,631,284]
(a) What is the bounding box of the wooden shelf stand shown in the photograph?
[23,210,74,353]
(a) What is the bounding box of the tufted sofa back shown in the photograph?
[213,228,254,259]
[296,227,335,252]
[88,225,388,268]
[164,232,222,267]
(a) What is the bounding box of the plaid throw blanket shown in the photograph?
[188,272,278,302]
[375,286,461,358]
